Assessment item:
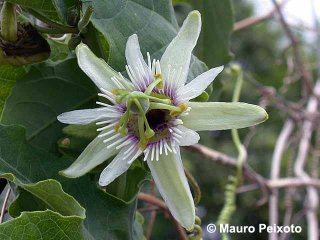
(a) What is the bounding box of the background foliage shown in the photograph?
[0,0,317,239]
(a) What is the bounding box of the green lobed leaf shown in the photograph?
[7,0,78,24]
[0,175,86,219]
[82,0,207,81]
[0,65,28,119]
[48,38,70,61]
[186,0,234,67]
[62,123,98,140]
[7,0,59,21]
[52,0,79,23]
[1,58,97,151]
[0,124,147,239]
[0,210,84,240]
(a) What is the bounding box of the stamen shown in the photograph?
[138,59,149,84]
[113,76,126,89]
[147,52,151,71]
[164,64,171,94]
[171,141,177,153]
[164,140,172,153]
[127,148,142,164]
[155,142,159,161]
[107,136,128,149]
[135,64,147,89]
[118,72,133,90]
[97,129,115,137]
[129,65,144,89]
[126,65,141,90]
[97,123,117,133]
[96,101,112,107]
[159,139,163,155]
[151,145,155,161]
[103,133,120,143]
[143,147,151,161]
[116,138,133,149]
[124,143,136,155]
[97,125,112,132]
[99,89,116,104]
[96,120,116,125]
[156,60,161,75]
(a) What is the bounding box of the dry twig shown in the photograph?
[293,81,320,240]
[271,0,313,94]
[233,0,289,32]
[269,120,294,240]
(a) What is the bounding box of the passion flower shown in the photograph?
[57,11,268,230]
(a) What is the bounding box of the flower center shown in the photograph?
[146,109,168,130]
[112,78,187,149]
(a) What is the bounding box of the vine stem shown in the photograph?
[217,65,247,240]
[184,169,201,205]
[269,120,294,240]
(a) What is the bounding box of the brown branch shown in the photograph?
[138,193,188,240]
[293,81,320,240]
[244,74,302,122]
[184,143,320,199]
[267,178,320,189]
[269,120,294,240]
[185,144,269,206]
[271,0,313,94]
[138,206,159,213]
[233,0,289,32]
[185,144,267,187]
[236,178,320,192]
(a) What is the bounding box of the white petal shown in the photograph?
[76,43,133,91]
[177,66,224,101]
[125,34,151,87]
[160,11,201,89]
[177,125,200,146]
[147,147,195,231]
[57,108,112,125]
[182,102,268,131]
[99,144,142,186]
[60,131,120,178]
